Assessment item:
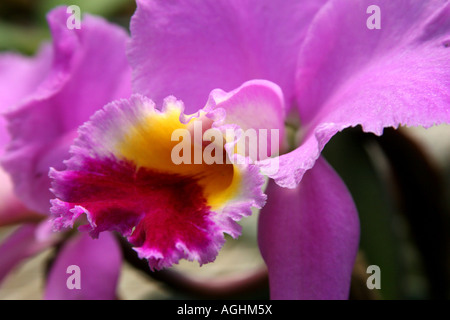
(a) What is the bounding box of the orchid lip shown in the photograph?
[50,93,267,269]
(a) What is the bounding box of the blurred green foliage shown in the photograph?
[0,0,135,55]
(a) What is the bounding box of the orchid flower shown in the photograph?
[48,0,450,300]
[1,0,449,300]
[0,7,130,299]
[47,0,329,295]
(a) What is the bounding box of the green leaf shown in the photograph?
[0,21,49,55]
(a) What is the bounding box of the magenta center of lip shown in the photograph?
[59,156,214,263]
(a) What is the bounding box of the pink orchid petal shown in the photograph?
[0,169,44,227]
[206,80,286,158]
[258,157,360,299]
[0,117,7,156]
[0,44,52,111]
[44,232,122,300]
[0,45,52,155]
[0,223,58,283]
[129,0,327,112]
[1,7,131,214]
[262,0,450,188]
